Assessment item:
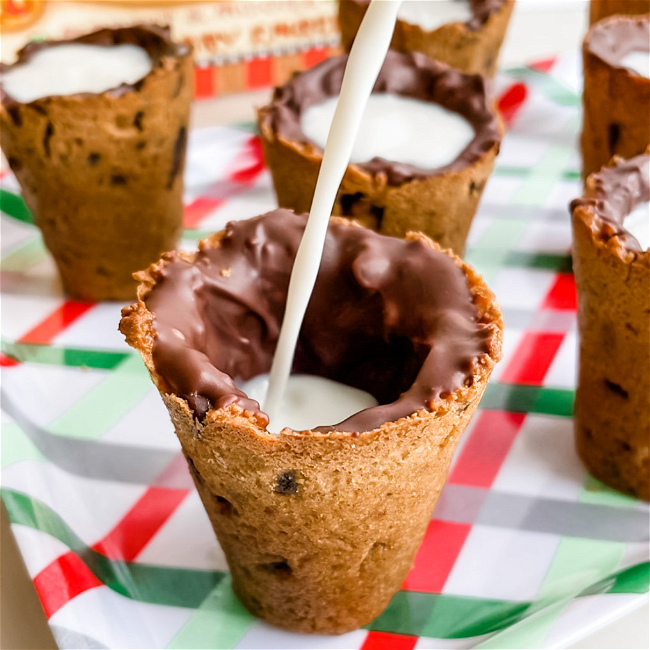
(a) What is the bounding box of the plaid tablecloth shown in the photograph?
[1,54,649,650]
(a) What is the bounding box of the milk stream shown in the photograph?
[1,44,152,103]
[263,0,402,425]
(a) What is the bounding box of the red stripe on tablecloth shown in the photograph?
[34,552,102,618]
[530,57,557,73]
[402,520,472,593]
[92,487,189,561]
[498,82,528,126]
[184,197,224,228]
[19,301,95,345]
[448,411,526,488]
[500,332,566,386]
[2,300,93,368]
[361,631,419,650]
[184,136,265,228]
[542,273,577,311]
[229,136,265,184]
[34,460,190,617]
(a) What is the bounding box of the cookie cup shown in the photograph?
[259,52,504,255]
[0,25,193,301]
[120,216,503,634]
[581,15,650,178]
[339,0,514,77]
[571,153,650,500]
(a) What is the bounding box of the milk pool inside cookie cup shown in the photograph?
[300,93,475,170]
[144,210,492,433]
[0,42,152,102]
[397,0,473,31]
[625,201,650,250]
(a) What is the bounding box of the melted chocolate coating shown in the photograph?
[586,15,650,73]
[352,0,507,32]
[261,50,501,186]
[571,153,650,251]
[0,25,191,106]
[145,210,491,433]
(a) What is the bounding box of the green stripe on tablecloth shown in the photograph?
[1,423,44,469]
[368,591,530,639]
[464,219,530,282]
[580,475,642,509]
[482,383,574,417]
[494,166,580,182]
[4,487,647,637]
[167,576,255,649]
[477,538,626,648]
[512,141,578,208]
[233,121,259,134]
[502,251,572,272]
[182,228,213,242]
[1,340,132,369]
[3,487,87,551]
[424,594,531,639]
[524,455,644,648]
[476,602,567,649]
[1,488,224,609]
[481,449,633,649]
[234,121,259,135]
[605,562,650,595]
[505,452,650,646]
[536,539,625,604]
[504,67,579,106]
[47,355,151,439]
[1,236,46,271]
[0,188,33,223]
[580,561,650,597]
[465,248,572,273]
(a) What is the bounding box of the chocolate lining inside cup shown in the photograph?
[260,50,501,185]
[571,153,650,251]
[586,16,650,72]
[144,210,492,433]
[0,25,190,105]
[350,0,507,32]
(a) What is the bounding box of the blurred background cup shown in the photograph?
[0,25,193,301]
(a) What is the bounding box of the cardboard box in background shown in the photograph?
[0,0,342,98]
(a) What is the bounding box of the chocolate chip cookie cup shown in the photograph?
[571,153,650,500]
[120,209,503,634]
[258,51,504,256]
[589,0,650,25]
[0,25,193,301]
[339,0,514,77]
[581,15,650,178]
